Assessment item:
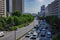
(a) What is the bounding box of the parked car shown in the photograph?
[0,32,4,37]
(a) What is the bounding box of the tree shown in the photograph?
[7,16,14,25]
[12,11,22,17]
[0,17,6,30]
[13,16,20,26]
[45,16,60,34]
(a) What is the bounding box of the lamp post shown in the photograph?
[14,30,16,40]
[13,23,17,40]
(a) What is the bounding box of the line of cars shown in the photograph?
[25,27,38,40]
[38,20,52,40]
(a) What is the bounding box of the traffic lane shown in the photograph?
[20,36,39,40]
[39,20,52,40]
[16,20,38,39]
[39,30,52,40]
[39,37,52,40]
[46,38,52,40]
[0,31,15,40]
[20,36,29,40]
[39,37,46,40]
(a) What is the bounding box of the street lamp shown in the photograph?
[13,24,17,40]
[14,30,16,40]
[14,24,17,40]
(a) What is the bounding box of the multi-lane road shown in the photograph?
[0,18,38,40]
[20,19,52,40]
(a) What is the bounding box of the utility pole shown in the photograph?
[14,30,16,40]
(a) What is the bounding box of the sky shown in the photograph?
[24,0,54,14]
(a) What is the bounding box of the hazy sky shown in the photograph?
[24,0,54,14]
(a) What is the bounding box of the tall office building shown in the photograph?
[12,0,24,13]
[0,0,6,17]
[0,0,24,17]
[6,0,12,16]
[40,5,45,17]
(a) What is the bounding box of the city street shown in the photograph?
[0,18,38,40]
[19,19,52,40]
[0,0,59,40]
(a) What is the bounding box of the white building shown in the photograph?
[0,0,6,17]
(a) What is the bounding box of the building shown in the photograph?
[46,0,60,18]
[38,12,40,15]
[45,6,49,16]
[7,0,24,16]
[6,0,12,16]
[0,0,24,17]
[6,0,24,16]
[0,0,6,17]
[12,0,24,13]
[40,5,45,17]
[45,4,51,16]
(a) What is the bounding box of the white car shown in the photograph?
[0,32,4,37]
[30,32,38,39]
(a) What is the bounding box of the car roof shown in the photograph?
[47,32,51,34]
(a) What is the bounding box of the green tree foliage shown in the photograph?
[45,16,60,31]
[7,16,14,25]
[0,11,34,31]
[12,11,22,17]
[0,17,6,30]
[53,33,60,40]
[13,16,20,26]
[38,16,45,20]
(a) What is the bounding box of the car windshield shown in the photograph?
[33,35,36,36]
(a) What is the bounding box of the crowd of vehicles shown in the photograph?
[39,20,52,40]
[24,20,52,40]
[25,26,38,40]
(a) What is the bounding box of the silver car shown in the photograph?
[46,32,52,38]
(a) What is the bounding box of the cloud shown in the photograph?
[37,0,44,3]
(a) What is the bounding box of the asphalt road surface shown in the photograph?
[20,36,39,40]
